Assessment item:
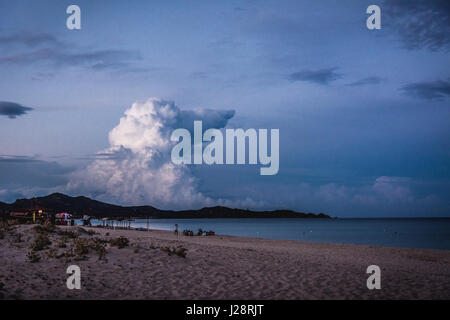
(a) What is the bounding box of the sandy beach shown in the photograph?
[0,222,449,300]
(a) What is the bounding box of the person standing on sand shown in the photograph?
[174,224,178,235]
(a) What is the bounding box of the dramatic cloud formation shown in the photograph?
[67,98,236,209]
[0,101,33,118]
[288,68,342,85]
[401,79,450,100]
[347,76,382,87]
[384,0,450,51]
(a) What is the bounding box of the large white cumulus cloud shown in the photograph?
[67,98,235,208]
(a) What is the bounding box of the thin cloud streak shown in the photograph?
[288,68,342,85]
[0,32,60,47]
[401,79,450,100]
[0,31,145,73]
[347,76,382,87]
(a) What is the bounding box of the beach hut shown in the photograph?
[10,211,29,217]
[55,212,72,225]
[56,212,72,219]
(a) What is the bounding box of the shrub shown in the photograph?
[46,248,58,259]
[27,251,41,263]
[87,229,97,236]
[160,246,170,254]
[31,233,51,251]
[7,219,20,226]
[0,220,16,231]
[43,220,55,231]
[160,245,188,258]
[174,246,188,258]
[13,233,22,243]
[109,236,129,249]
[90,238,107,260]
[62,249,75,262]
[33,225,46,234]
[149,243,158,249]
[73,239,90,260]
[33,223,55,235]
[68,237,108,261]
[57,230,78,238]
[57,237,68,248]
[0,221,9,230]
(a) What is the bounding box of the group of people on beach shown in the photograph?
[174,224,215,236]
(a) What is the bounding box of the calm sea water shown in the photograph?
[83,218,450,250]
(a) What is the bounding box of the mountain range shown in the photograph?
[0,193,330,219]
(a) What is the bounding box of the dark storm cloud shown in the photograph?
[0,32,60,47]
[347,76,382,87]
[288,68,342,85]
[0,155,74,202]
[383,0,450,51]
[0,101,33,118]
[401,80,450,100]
[0,155,72,186]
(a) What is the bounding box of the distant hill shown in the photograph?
[0,193,330,219]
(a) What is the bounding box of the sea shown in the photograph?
[79,217,450,250]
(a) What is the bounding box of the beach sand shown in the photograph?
[0,223,449,300]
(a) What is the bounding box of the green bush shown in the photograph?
[33,223,55,235]
[73,238,90,259]
[160,245,188,258]
[57,237,68,248]
[91,238,107,260]
[109,236,129,249]
[14,233,22,243]
[7,219,20,226]
[68,237,108,261]
[57,230,78,238]
[46,248,58,259]
[27,251,41,263]
[31,233,51,251]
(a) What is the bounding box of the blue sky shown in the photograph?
[0,0,449,217]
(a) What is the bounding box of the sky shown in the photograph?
[0,0,449,217]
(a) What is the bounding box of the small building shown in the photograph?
[10,207,49,222]
[10,211,29,217]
